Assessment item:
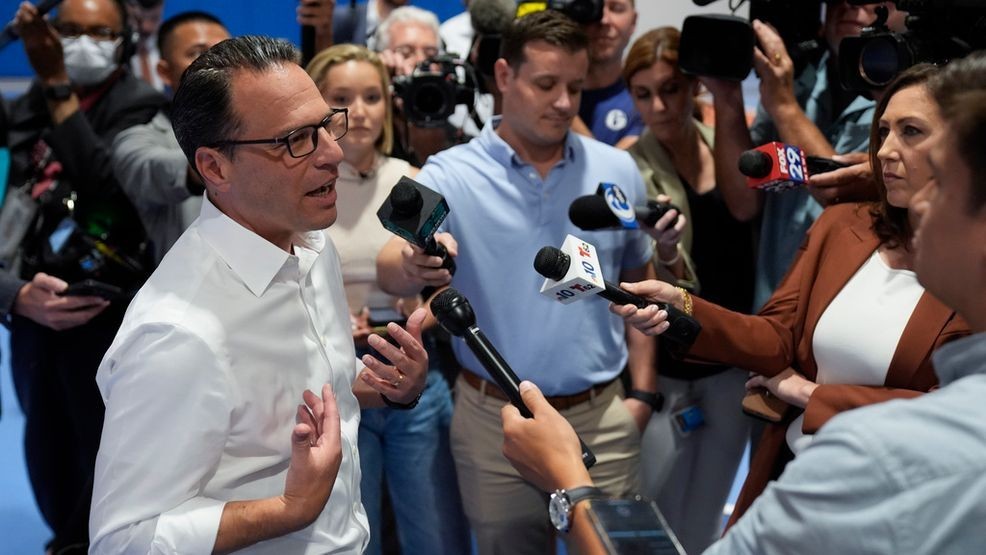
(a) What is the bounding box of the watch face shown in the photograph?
[549,491,572,531]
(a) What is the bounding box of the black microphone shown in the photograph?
[805,155,848,175]
[1,0,64,50]
[569,194,681,231]
[377,176,456,275]
[534,246,702,347]
[432,288,597,469]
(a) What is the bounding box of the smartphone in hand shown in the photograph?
[58,279,124,301]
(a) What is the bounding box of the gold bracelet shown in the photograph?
[675,286,694,316]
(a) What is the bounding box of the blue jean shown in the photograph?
[358,370,470,555]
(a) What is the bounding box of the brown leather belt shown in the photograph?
[461,369,616,411]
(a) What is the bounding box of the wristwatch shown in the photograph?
[549,485,604,533]
[42,82,73,101]
[380,390,422,410]
[627,389,665,412]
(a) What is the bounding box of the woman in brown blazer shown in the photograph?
[613,65,971,524]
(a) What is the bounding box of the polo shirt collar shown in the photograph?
[478,116,578,169]
[197,196,325,297]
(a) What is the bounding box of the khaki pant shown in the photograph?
[451,375,641,555]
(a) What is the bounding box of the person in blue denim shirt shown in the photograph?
[703,1,907,309]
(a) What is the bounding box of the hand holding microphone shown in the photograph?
[606,280,691,338]
[431,288,597,469]
[533,236,701,347]
[805,151,878,206]
[378,176,457,289]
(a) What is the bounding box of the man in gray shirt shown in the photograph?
[111,11,229,262]
[499,51,986,555]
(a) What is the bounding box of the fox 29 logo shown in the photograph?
[778,144,806,182]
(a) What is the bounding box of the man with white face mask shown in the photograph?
[4,0,163,552]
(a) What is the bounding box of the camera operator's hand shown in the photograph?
[501,381,593,493]
[807,152,879,206]
[13,1,69,84]
[751,19,798,119]
[380,47,418,78]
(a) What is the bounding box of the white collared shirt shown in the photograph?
[90,198,368,554]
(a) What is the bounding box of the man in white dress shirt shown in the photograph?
[89,35,429,554]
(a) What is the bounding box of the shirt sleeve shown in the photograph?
[111,115,191,210]
[90,323,236,554]
[705,419,901,555]
[0,272,26,322]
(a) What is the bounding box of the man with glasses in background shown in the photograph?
[89,35,430,553]
[373,5,458,164]
[4,0,162,551]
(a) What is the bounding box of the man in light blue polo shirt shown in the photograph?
[377,11,657,555]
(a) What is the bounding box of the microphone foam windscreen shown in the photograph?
[569,195,620,230]
[431,287,462,322]
[738,149,773,178]
[390,181,423,217]
[533,246,569,281]
[469,0,516,35]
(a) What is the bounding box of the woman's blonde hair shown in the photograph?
[306,44,394,155]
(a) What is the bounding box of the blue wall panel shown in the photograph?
[0,0,464,78]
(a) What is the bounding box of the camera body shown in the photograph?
[516,0,604,24]
[393,54,477,128]
[838,0,986,91]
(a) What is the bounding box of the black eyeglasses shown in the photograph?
[53,22,122,41]
[209,108,349,158]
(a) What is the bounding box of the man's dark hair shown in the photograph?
[128,0,163,8]
[172,35,300,167]
[931,52,986,214]
[499,10,588,69]
[157,11,225,57]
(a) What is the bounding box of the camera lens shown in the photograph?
[412,81,450,122]
[859,37,901,87]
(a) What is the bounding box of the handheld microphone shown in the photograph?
[469,0,514,75]
[1,0,64,49]
[569,194,681,231]
[431,287,597,469]
[738,142,847,192]
[377,176,456,275]
[534,236,701,347]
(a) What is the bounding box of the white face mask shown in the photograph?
[60,35,121,87]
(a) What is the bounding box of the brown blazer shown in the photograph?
[683,203,970,525]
